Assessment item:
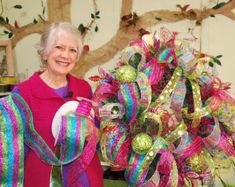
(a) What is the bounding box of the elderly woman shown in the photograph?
[13,22,104,187]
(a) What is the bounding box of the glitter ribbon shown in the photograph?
[150,67,182,110]
[100,123,130,168]
[0,94,24,187]
[118,83,140,122]
[0,94,97,187]
[125,138,167,186]
[158,48,177,64]
[141,112,163,137]
[139,58,164,86]
[203,117,235,157]
[23,103,87,166]
[120,45,146,69]
[125,137,178,187]
[93,82,118,105]
[92,33,235,187]
[61,118,97,186]
[135,72,152,112]
[182,80,203,128]
[170,77,187,112]
[129,40,150,60]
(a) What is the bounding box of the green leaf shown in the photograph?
[214,58,222,65]
[155,17,162,21]
[8,32,13,38]
[43,7,46,15]
[215,55,223,58]
[209,61,214,67]
[14,4,23,9]
[196,20,201,26]
[0,16,5,24]
[3,30,9,34]
[6,17,9,24]
[95,11,100,15]
[91,13,95,19]
[95,26,98,32]
[212,2,226,10]
[96,15,100,19]
[78,24,86,34]
[33,18,38,24]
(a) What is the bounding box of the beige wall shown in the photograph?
[1,0,235,93]
[1,0,235,185]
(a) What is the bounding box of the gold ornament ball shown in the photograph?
[132,132,153,154]
[188,150,215,173]
[116,65,137,83]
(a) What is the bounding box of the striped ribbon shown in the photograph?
[125,137,178,187]
[203,117,235,157]
[120,45,146,69]
[100,123,130,168]
[0,94,95,187]
[140,58,164,86]
[0,94,25,187]
[118,83,140,122]
[135,72,152,112]
[170,77,187,112]
[150,67,182,110]
[158,48,177,64]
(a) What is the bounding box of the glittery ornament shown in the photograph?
[132,132,153,154]
[116,65,137,83]
[188,150,215,174]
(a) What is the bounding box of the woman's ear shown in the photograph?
[42,54,48,62]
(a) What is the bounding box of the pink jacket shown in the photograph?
[17,72,103,187]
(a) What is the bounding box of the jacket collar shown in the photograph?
[30,72,72,99]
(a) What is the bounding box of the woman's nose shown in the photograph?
[61,49,70,59]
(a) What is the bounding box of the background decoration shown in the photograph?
[0,40,14,76]
[0,0,235,78]
[92,29,235,187]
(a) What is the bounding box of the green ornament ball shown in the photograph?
[132,132,153,154]
[116,65,137,83]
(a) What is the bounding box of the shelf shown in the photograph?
[0,92,10,96]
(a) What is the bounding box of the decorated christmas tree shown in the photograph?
[91,28,235,186]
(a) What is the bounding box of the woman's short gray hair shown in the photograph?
[36,22,83,64]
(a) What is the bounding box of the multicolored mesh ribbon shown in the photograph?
[0,93,97,187]
[91,28,235,186]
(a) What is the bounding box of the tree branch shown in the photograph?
[73,0,235,77]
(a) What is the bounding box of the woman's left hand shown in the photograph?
[85,123,100,142]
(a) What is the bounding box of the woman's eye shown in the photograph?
[55,45,63,50]
[70,48,78,53]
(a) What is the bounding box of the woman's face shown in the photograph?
[43,31,79,76]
